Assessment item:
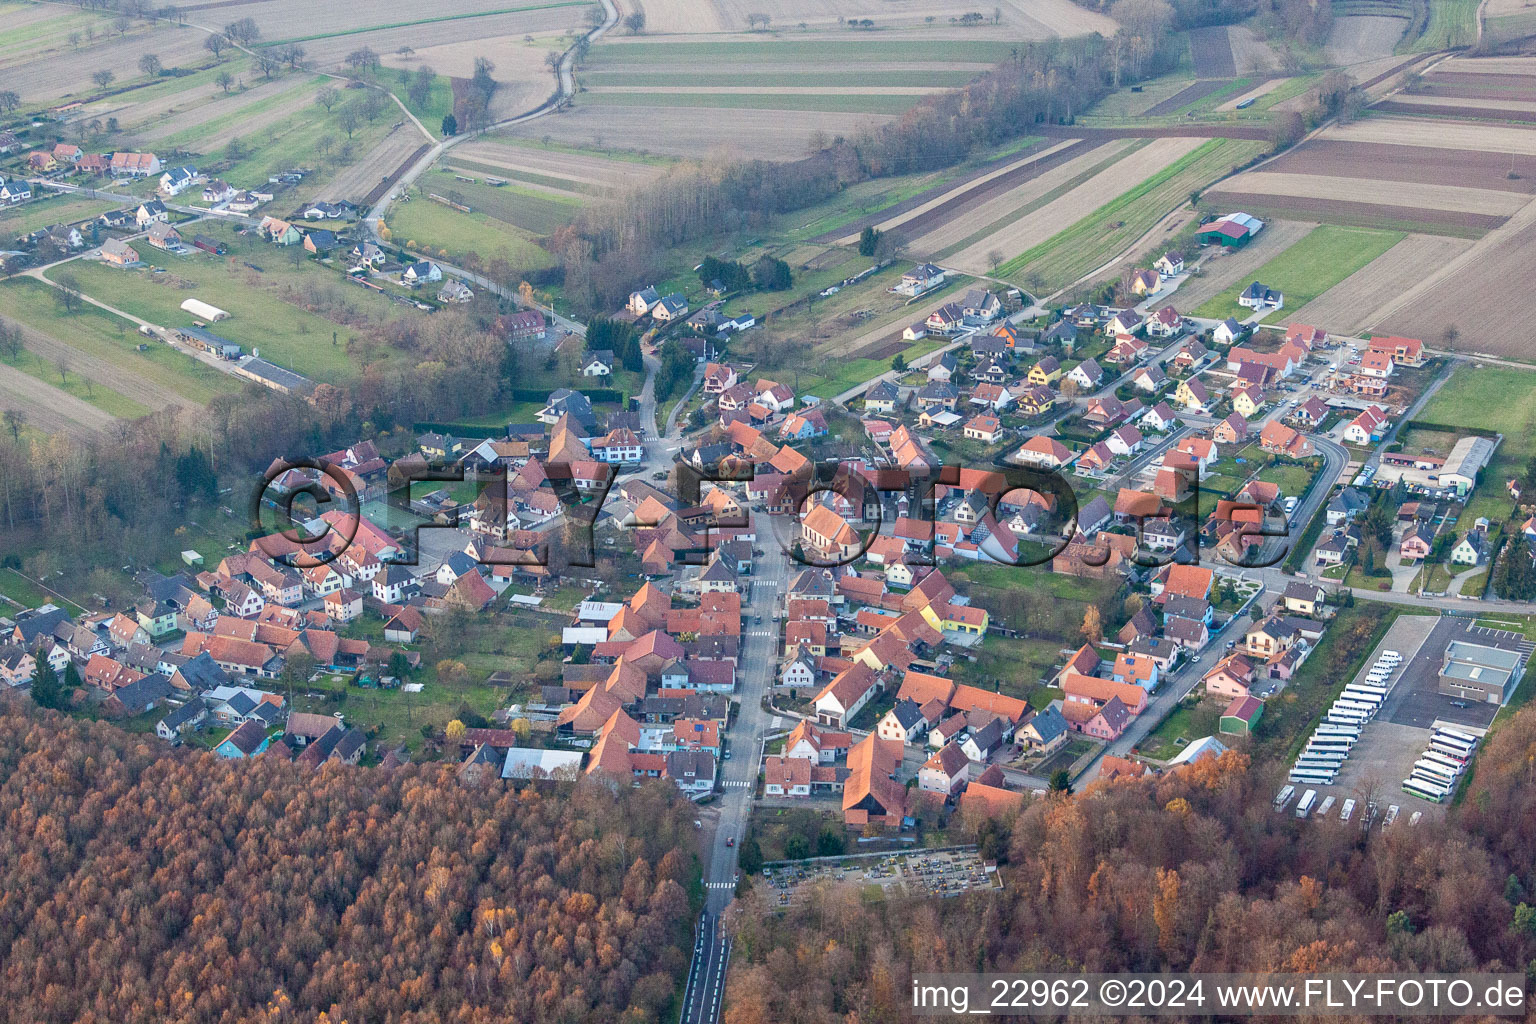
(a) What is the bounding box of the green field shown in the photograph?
[388,195,558,269]
[1418,364,1536,532]
[1400,0,1480,50]
[799,338,947,399]
[422,167,583,234]
[587,39,1022,64]
[0,278,237,404]
[1191,225,1405,321]
[997,138,1268,289]
[156,75,326,151]
[53,222,420,382]
[382,67,456,130]
[579,91,921,114]
[0,347,148,419]
[0,195,119,237]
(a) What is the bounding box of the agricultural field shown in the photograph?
[0,194,119,238]
[1485,0,1536,44]
[1415,366,1536,531]
[1204,115,1536,236]
[1289,232,1472,333]
[1326,12,1408,63]
[0,3,211,103]
[1167,219,1316,311]
[1190,224,1404,321]
[386,190,558,268]
[605,0,1116,38]
[988,136,1267,291]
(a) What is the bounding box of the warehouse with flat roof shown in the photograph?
[1439,640,1524,705]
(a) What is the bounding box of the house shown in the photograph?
[135,200,168,228]
[961,288,1002,322]
[1015,386,1055,417]
[215,719,271,759]
[1129,268,1160,296]
[1213,318,1244,345]
[1027,356,1063,387]
[1068,695,1130,741]
[1174,377,1209,412]
[1286,323,1327,349]
[1195,212,1264,246]
[1104,310,1142,336]
[1368,335,1425,367]
[144,221,181,250]
[1239,281,1283,310]
[925,304,965,334]
[864,380,900,414]
[802,504,862,563]
[843,735,907,826]
[1131,364,1168,394]
[1016,435,1071,469]
[652,293,688,321]
[506,308,547,340]
[0,177,33,204]
[438,280,474,303]
[1212,412,1248,445]
[918,742,970,796]
[1203,653,1257,699]
[1343,405,1390,445]
[1041,319,1078,351]
[1067,358,1103,391]
[1293,396,1330,427]
[201,180,236,204]
[155,700,206,743]
[877,698,929,745]
[402,261,442,285]
[627,286,659,315]
[785,720,851,764]
[1452,531,1489,566]
[1021,705,1067,754]
[927,352,959,383]
[350,240,386,265]
[1231,384,1264,419]
[261,216,304,246]
[1154,252,1185,276]
[1282,580,1325,616]
[26,150,58,173]
[1111,651,1160,691]
[1400,523,1432,562]
[813,664,878,728]
[303,229,337,254]
[1106,423,1143,457]
[110,152,162,178]
[99,237,140,267]
[1327,487,1369,526]
[1142,402,1179,432]
[1078,442,1113,473]
[1259,420,1314,458]
[896,263,945,297]
[1357,349,1395,379]
[763,755,812,797]
[0,645,36,687]
[581,350,614,377]
[963,415,1002,444]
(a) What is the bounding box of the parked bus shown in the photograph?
[1317,795,1336,817]
[1340,688,1383,705]
[1413,763,1459,788]
[1433,730,1478,754]
[1402,777,1449,803]
[1306,736,1354,749]
[1295,789,1318,818]
[1289,768,1337,785]
[1316,723,1362,738]
[1351,683,1389,698]
[1438,725,1479,744]
[1429,741,1473,764]
[1430,737,1476,761]
[1340,798,1357,822]
[1273,785,1296,811]
[1420,751,1465,775]
[1327,712,1369,727]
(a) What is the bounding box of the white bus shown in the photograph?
[1295,789,1318,818]
[1351,683,1389,698]
[1334,697,1376,712]
[1296,760,1346,774]
[1431,736,1476,761]
[1413,763,1459,788]
[1433,732,1478,755]
[1273,785,1296,811]
[1429,742,1473,765]
[1438,725,1479,743]
[1327,712,1369,727]
[1316,723,1362,738]
[1402,777,1449,803]
[1317,795,1336,817]
[1341,687,1383,703]
[1307,736,1354,750]
[1420,752,1465,775]
[1289,768,1337,785]
[1340,798,1357,822]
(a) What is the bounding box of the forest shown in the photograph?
[0,704,699,1024]
[722,705,1536,1024]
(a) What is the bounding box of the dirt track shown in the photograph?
[2,315,196,413]
[0,362,113,439]
[1290,233,1473,334]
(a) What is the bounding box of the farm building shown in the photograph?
[181,298,230,322]
[1219,695,1263,735]
[234,357,314,396]
[1195,212,1264,247]
[176,326,241,359]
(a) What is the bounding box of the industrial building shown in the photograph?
[1439,641,1524,705]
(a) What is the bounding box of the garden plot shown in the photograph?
[294,7,586,74]
[139,77,327,150]
[324,126,428,203]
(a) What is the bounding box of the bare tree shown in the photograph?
[204,33,229,58]
[138,53,162,77]
[336,104,361,138]
[215,70,234,93]
[53,273,82,314]
[623,11,645,33]
[54,354,70,386]
[0,91,17,114]
[316,86,339,112]
[2,409,24,443]
[91,69,115,89]
[987,249,1004,272]
[255,52,280,78]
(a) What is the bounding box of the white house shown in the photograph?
[896,263,945,297]
[403,261,442,285]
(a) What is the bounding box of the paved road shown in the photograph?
[679,913,730,1024]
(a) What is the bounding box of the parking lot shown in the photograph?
[1381,617,1529,732]
[760,847,1001,907]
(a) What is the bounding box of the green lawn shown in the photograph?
[1256,459,1319,500]
[0,194,119,237]
[1137,697,1224,761]
[157,75,326,150]
[422,167,583,233]
[799,338,947,399]
[381,67,456,130]
[1418,365,1536,535]
[0,347,148,419]
[58,257,365,383]
[388,195,556,270]
[579,91,921,114]
[997,138,1268,289]
[1192,225,1405,321]
[0,278,238,404]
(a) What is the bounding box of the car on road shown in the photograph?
[726,836,734,847]
[1451,700,1469,708]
